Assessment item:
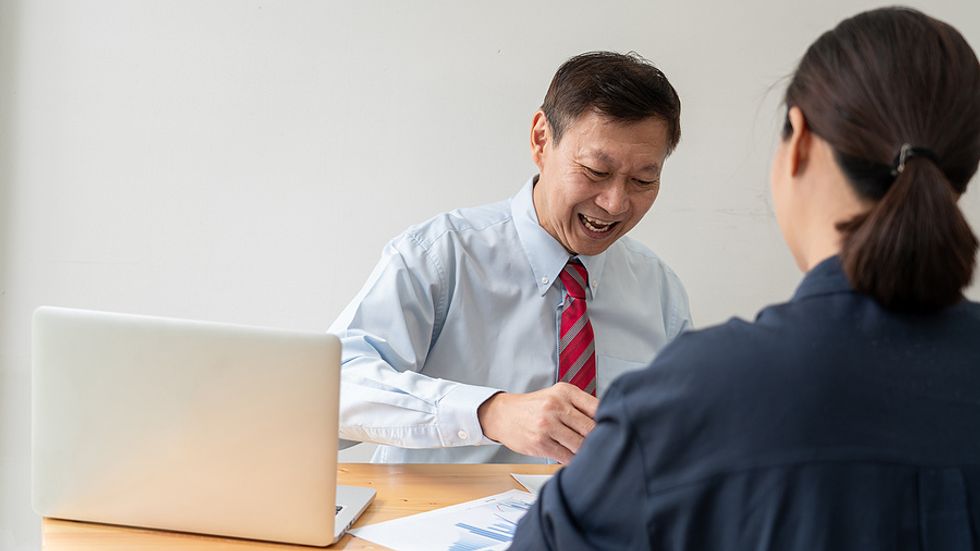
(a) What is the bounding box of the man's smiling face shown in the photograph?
[531,109,670,256]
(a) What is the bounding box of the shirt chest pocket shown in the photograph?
[596,353,650,399]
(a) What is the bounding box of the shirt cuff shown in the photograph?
[436,383,503,447]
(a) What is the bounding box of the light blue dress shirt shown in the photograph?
[329,177,692,463]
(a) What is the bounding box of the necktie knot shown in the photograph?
[559,261,589,300]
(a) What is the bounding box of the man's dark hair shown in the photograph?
[784,7,980,312]
[541,51,681,153]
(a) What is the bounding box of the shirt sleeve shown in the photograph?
[329,235,502,449]
[510,384,651,550]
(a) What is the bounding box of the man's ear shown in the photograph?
[530,111,550,171]
[786,106,811,177]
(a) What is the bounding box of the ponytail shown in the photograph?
[837,157,978,312]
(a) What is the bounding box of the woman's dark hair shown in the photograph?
[542,51,681,154]
[783,7,980,312]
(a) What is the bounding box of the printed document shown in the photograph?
[349,489,535,551]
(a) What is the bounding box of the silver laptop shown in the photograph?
[31,306,375,546]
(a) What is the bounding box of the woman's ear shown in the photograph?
[786,106,811,177]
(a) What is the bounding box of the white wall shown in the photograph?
[2,1,978,548]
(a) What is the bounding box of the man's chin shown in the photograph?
[571,235,618,256]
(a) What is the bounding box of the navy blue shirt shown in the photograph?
[512,256,980,550]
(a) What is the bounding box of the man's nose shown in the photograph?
[595,181,629,216]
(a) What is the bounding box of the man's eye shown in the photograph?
[634,178,658,187]
[586,167,609,178]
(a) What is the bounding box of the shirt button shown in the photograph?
[457,430,468,440]
[541,277,549,284]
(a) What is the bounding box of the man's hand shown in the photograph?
[477,383,599,464]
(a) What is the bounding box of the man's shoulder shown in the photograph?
[610,236,684,285]
[611,295,853,428]
[607,310,792,432]
[603,314,787,460]
[393,198,514,252]
[627,316,759,380]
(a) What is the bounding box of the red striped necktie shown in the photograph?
[557,260,596,396]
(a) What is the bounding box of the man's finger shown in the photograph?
[568,388,600,418]
[560,407,597,439]
[549,422,586,455]
[540,438,574,464]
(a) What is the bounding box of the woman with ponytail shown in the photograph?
[779,8,979,311]
[513,7,980,550]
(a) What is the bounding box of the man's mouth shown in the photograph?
[578,213,618,234]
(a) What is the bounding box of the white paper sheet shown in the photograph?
[349,489,536,551]
[509,473,552,494]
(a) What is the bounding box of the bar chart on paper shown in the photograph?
[450,494,531,550]
[349,490,536,551]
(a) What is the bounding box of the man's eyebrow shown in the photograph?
[579,150,661,173]
[579,150,615,166]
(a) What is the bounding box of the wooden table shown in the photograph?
[42,463,561,550]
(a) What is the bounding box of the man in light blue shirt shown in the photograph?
[330,52,692,464]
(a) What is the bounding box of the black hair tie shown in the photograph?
[891,143,940,177]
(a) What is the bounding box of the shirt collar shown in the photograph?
[511,176,610,297]
[577,248,608,299]
[791,255,854,302]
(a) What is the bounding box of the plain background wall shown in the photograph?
[2,1,978,548]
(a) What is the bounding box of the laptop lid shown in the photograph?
[32,306,372,546]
